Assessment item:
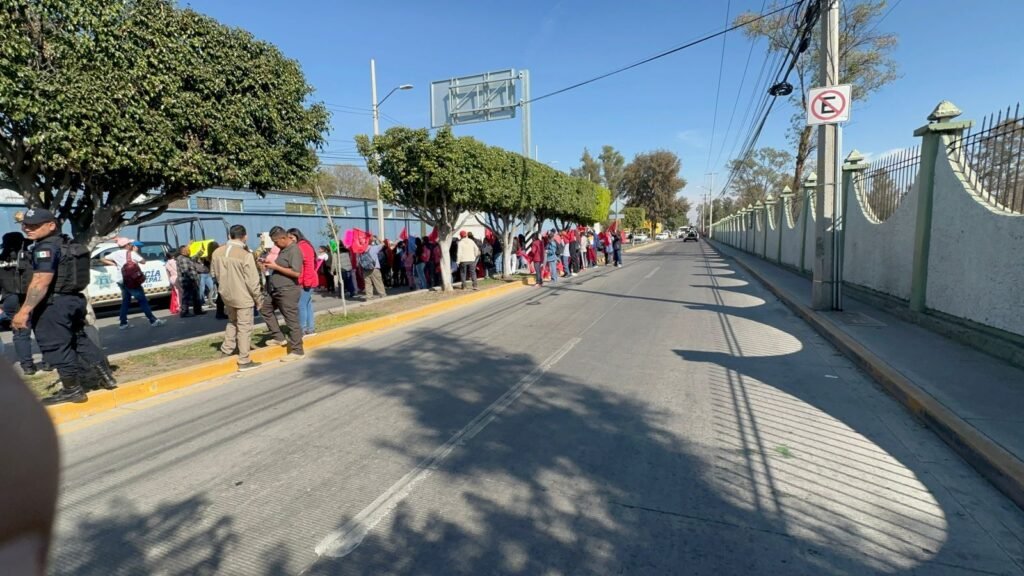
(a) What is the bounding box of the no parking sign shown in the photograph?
[807,84,852,126]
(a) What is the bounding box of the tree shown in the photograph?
[0,0,329,246]
[357,127,485,292]
[598,145,625,202]
[570,148,602,184]
[727,147,793,207]
[865,167,899,221]
[472,148,541,279]
[622,207,646,232]
[620,150,688,232]
[736,1,898,189]
[971,117,1024,213]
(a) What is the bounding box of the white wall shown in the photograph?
[843,174,918,300]
[926,138,1024,336]
[780,197,804,269]
[766,203,782,261]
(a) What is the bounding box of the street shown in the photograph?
[50,240,1024,575]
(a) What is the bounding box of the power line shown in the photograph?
[704,0,734,177]
[525,1,802,105]
[714,0,769,170]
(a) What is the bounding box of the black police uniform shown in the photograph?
[0,241,39,371]
[30,232,115,401]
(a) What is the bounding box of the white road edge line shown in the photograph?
[312,336,583,560]
[643,266,661,280]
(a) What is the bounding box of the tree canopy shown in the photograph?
[727,147,793,207]
[620,150,688,232]
[0,0,329,245]
[303,165,377,199]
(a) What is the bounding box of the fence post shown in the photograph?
[909,101,973,312]
[753,200,765,258]
[765,195,778,261]
[778,186,792,263]
[800,173,816,273]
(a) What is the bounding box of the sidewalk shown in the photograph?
[710,240,1024,509]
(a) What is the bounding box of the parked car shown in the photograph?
[631,232,650,243]
[655,232,670,241]
[682,230,699,242]
[89,241,174,308]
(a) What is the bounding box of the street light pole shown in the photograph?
[370,59,413,241]
[706,172,717,238]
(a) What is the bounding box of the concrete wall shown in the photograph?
[926,137,1024,335]
[802,193,817,274]
[766,203,781,262]
[780,197,804,269]
[843,174,918,301]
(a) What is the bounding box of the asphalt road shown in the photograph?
[50,241,1024,575]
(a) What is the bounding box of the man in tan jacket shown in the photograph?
[211,224,263,371]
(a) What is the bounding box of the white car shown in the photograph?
[655,232,670,241]
[89,241,174,307]
[631,232,650,243]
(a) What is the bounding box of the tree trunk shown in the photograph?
[501,230,515,280]
[438,229,454,292]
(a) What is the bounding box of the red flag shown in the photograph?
[428,227,439,242]
[607,220,618,234]
[350,228,371,254]
[399,227,408,241]
[484,228,495,242]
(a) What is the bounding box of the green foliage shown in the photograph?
[0,0,329,244]
[598,145,625,201]
[569,147,602,184]
[621,150,688,231]
[622,207,646,231]
[727,147,793,206]
[590,184,612,224]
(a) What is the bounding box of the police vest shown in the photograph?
[53,236,91,294]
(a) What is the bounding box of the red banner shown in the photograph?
[350,228,371,254]
[428,227,439,242]
[607,220,618,234]
[399,227,408,241]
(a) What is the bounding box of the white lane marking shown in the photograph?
[642,266,661,280]
[313,337,582,560]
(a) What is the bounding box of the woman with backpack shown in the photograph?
[101,239,166,329]
[287,228,318,336]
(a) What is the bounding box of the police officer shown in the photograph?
[12,208,116,405]
[0,231,44,374]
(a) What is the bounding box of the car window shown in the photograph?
[93,247,118,263]
[139,244,168,261]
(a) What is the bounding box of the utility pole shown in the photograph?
[370,59,385,240]
[706,172,717,238]
[811,0,840,310]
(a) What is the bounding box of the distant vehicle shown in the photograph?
[683,230,699,242]
[632,232,650,243]
[90,241,174,308]
[655,232,670,241]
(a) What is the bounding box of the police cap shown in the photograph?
[22,208,57,225]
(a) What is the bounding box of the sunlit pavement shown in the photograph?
[50,241,1024,575]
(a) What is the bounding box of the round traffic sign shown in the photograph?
[811,89,848,122]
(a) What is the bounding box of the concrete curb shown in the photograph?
[706,241,1024,509]
[47,280,527,425]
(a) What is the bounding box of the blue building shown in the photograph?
[0,187,428,247]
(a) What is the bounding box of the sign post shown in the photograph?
[807,84,852,126]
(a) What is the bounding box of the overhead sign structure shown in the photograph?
[431,69,519,128]
[430,68,532,158]
[807,84,851,126]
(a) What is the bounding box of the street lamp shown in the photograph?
[371,58,413,240]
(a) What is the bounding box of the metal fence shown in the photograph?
[856,146,921,222]
[948,103,1024,214]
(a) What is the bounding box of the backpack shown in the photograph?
[357,251,377,271]
[122,257,146,289]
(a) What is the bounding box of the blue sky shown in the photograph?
[186,0,1024,213]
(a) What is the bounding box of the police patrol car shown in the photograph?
[89,240,174,307]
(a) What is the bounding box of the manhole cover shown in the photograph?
[834,311,885,327]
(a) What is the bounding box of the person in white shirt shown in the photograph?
[100,239,166,329]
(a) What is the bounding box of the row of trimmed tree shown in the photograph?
[356,127,611,291]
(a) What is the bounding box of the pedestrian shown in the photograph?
[338,242,355,298]
[287,228,318,336]
[404,238,417,290]
[316,245,331,293]
[194,245,216,308]
[545,232,561,284]
[258,226,305,361]
[393,240,407,288]
[175,245,205,317]
[414,238,428,290]
[382,239,396,288]
[529,235,545,286]
[359,238,387,299]
[211,224,263,371]
[165,249,180,315]
[101,239,166,329]
[604,233,614,266]
[13,208,116,404]
[456,230,480,290]
[587,232,597,267]
[430,238,443,289]
[0,232,45,374]
[560,232,572,278]
[613,232,623,267]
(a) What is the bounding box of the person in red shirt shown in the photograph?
[529,234,546,287]
[287,228,318,336]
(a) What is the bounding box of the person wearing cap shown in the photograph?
[12,208,116,404]
[456,230,480,290]
[100,239,166,330]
